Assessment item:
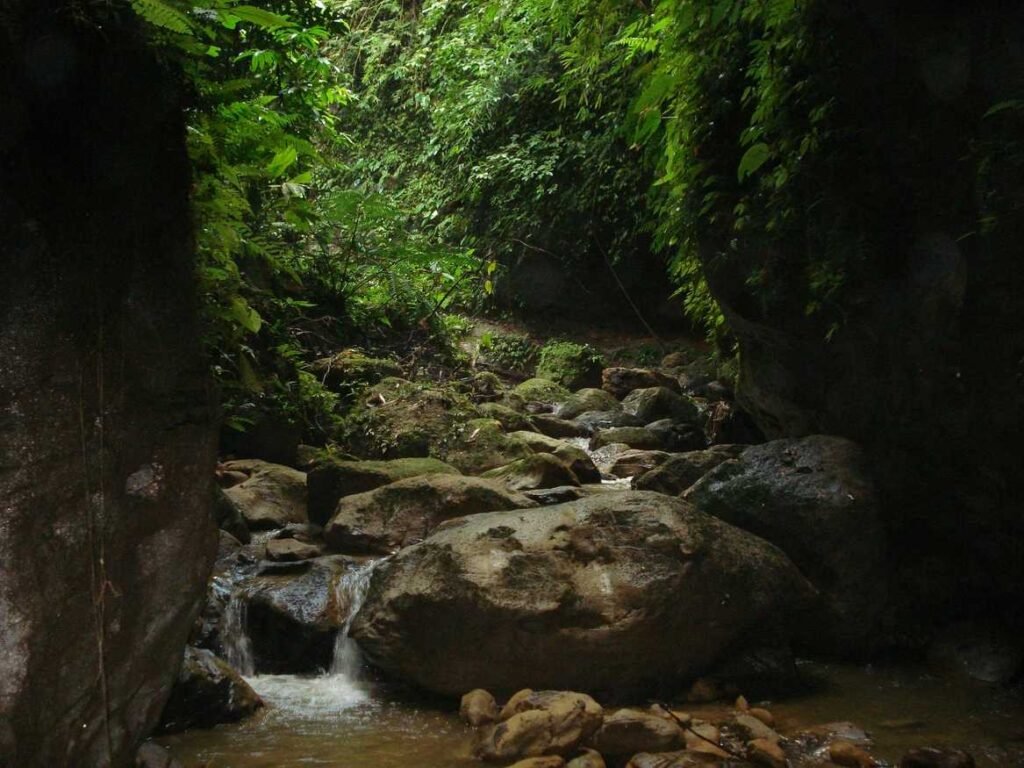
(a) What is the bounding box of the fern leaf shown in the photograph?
[131,0,193,34]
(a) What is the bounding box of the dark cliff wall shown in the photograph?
[707,4,1024,633]
[0,3,217,766]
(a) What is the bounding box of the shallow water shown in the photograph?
[159,662,1024,768]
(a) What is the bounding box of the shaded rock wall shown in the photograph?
[0,3,217,765]
[706,4,1024,631]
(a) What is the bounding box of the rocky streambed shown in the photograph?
[144,353,1023,768]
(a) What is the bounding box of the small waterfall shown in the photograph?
[222,585,256,676]
[329,559,381,680]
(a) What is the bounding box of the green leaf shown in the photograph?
[737,143,771,181]
[984,99,1023,118]
[131,0,193,34]
[266,146,298,178]
[227,5,295,30]
[228,297,263,333]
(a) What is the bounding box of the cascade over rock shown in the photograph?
[0,5,215,765]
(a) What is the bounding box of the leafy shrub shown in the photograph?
[536,341,603,390]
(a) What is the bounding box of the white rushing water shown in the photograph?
[220,558,382,718]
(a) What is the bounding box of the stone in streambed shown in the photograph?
[622,387,700,424]
[266,538,322,562]
[351,492,814,696]
[223,460,307,530]
[633,446,745,496]
[509,758,566,768]
[461,689,501,727]
[899,748,975,768]
[589,427,663,451]
[574,410,644,433]
[325,474,536,555]
[602,368,680,399]
[483,453,582,491]
[830,741,878,768]
[479,402,537,433]
[477,690,603,761]
[587,708,683,756]
[307,456,461,526]
[556,389,622,420]
[608,449,671,478]
[534,413,591,439]
[514,378,573,405]
[567,748,606,768]
[686,435,887,656]
[157,646,262,733]
[625,751,723,767]
[511,431,601,483]
[747,738,786,768]
[644,419,708,453]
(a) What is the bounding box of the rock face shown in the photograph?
[0,7,216,766]
[687,436,886,655]
[351,492,813,696]
[157,647,262,734]
[325,475,537,555]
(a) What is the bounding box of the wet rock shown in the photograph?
[899,748,975,768]
[575,410,645,433]
[462,689,501,727]
[534,414,592,439]
[524,486,590,505]
[747,738,786,768]
[352,492,814,696]
[483,453,582,491]
[325,475,536,555]
[511,431,602,483]
[214,486,252,543]
[705,402,764,446]
[588,708,683,756]
[590,427,663,451]
[514,378,574,405]
[633,446,746,496]
[686,435,887,656]
[928,621,1024,684]
[622,387,700,424]
[830,740,877,768]
[307,456,461,526]
[479,690,603,761]
[748,708,774,727]
[644,419,708,452]
[157,647,262,733]
[243,556,356,673]
[556,389,622,420]
[266,538,322,562]
[509,758,567,768]
[626,750,726,767]
[136,743,184,768]
[567,748,607,768]
[447,418,536,475]
[728,713,781,743]
[222,460,308,531]
[480,402,537,433]
[608,450,671,478]
[602,368,680,399]
[310,349,403,392]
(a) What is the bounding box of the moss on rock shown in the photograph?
[535,341,604,390]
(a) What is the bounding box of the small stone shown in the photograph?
[588,707,683,755]
[749,707,774,727]
[735,695,749,711]
[687,677,721,703]
[508,758,566,768]
[831,740,878,768]
[748,737,787,768]
[731,713,781,743]
[461,689,500,727]
[566,748,606,768]
[265,538,321,562]
[900,748,976,768]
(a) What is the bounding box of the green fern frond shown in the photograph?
[130,0,194,35]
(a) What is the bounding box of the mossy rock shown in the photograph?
[476,331,539,375]
[478,402,536,433]
[482,453,581,491]
[445,418,534,475]
[512,377,572,405]
[310,349,403,394]
[535,341,604,390]
[554,388,621,420]
[338,377,481,460]
[307,455,461,526]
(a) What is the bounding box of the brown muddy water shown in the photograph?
[157,662,1024,767]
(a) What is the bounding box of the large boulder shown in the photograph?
[587,709,684,757]
[686,436,887,655]
[157,647,262,734]
[621,388,700,424]
[222,460,307,530]
[446,418,536,475]
[0,9,216,764]
[555,389,622,421]
[351,492,814,696]
[310,349,402,394]
[608,450,671,479]
[514,378,573,406]
[590,427,664,451]
[325,475,537,555]
[510,431,602,484]
[307,456,461,526]
[633,446,747,496]
[601,368,680,399]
